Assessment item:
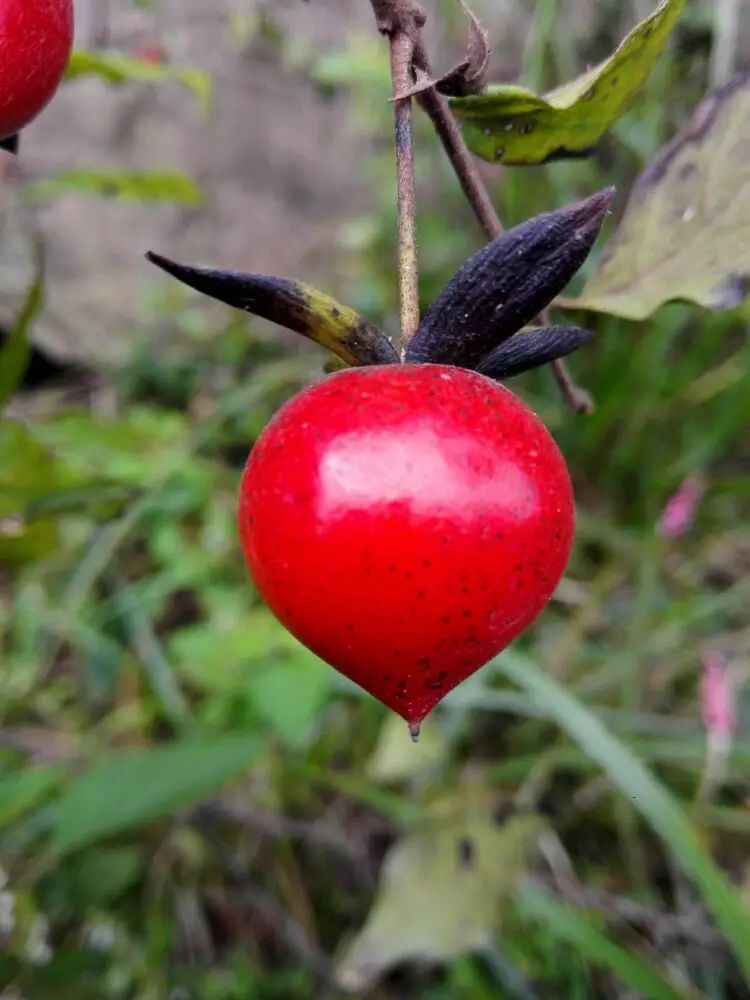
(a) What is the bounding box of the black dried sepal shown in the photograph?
[405,188,613,369]
[0,134,19,154]
[477,325,594,380]
[146,252,399,368]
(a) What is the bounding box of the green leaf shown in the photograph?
[0,421,67,512]
[53,736,263,855]
[0,518,58,565]
[336,791,542,992]
[451,0,685,164]
[0,767,64,830]
[66,50,212,113]
[26,170,203,206]
[498,651,750,982]
[516,884,696,1000]
[249,654,331,749]
[33,406,189,486]
[146,253,399,367]
[564,71,750,320]
[313,38,390,93]
[0,245,44,408]
[44,847,143,908]
[0,420,72,564]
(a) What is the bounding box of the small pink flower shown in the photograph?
[658,476,704,539]
[700,649,736,740]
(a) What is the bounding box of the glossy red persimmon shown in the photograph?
[0,0,74,140]
[239,364,574,731]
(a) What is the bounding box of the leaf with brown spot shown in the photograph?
[335,789,542,992]
[565,71,750,320]
[146,253,399,367]
[451,0,684,165]
[405,189,612,368]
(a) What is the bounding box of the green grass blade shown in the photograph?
[498,651,750,982]
[517,883,698,1000]
[0,245,44,408]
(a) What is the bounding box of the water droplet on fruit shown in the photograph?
[409,721,421,743]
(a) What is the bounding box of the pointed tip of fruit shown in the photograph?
[408,720,422,743]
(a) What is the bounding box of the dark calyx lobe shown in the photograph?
[477,325,594,380]
[145,252,399,368]
[406,188,613,369]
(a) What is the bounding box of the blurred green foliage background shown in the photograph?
[1,1,749,997]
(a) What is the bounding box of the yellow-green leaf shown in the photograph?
[66,50,212,114]
[26,170,203,206]
[336,790,542,991]
[367,713,447,783]
[451,0,684,165]
[564,71,750,320]
[0,420,75,565]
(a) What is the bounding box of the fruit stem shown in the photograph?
[413,44,593,411]
[369,1,423,353]
[389,31,421,353]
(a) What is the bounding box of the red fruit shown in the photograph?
[0,0,74,140]
[239,364,574,734]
